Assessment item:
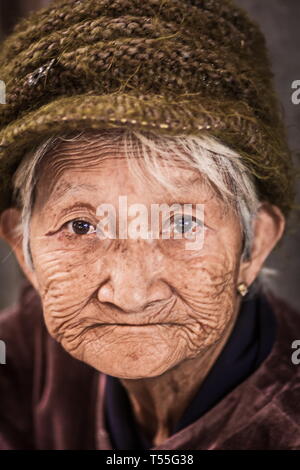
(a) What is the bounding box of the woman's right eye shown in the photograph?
[65,219,97,236]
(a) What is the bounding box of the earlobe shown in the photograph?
[238,203,286,288]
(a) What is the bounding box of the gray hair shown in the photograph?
[12,128,262,281]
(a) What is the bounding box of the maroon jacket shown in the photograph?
[0,279,300,450]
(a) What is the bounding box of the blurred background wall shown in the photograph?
[0,0,299,310]
[0,0,50,40]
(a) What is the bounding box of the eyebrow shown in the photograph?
[45,174,207,207]
[176,175,206,189]
[47,182,100,204]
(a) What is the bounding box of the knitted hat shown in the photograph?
[0,0,295,215]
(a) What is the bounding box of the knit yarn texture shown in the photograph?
[0,0,296,214]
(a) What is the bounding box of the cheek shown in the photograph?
[30,237,104,340]
[166,250,240,355]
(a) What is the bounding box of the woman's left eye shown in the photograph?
[168,214,204,235]
[66,219,96,235]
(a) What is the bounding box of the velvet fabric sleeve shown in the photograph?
[0,279,98,450]
[0,281,36,449]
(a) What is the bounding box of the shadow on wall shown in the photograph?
[0,0,53,309]
[236,0,300,310]
[0,242,23,310]
[0,0,299,310]
[0,0,52,40]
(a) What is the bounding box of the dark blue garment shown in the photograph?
[104,291,276,450]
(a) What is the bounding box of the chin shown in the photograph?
[68,330,183,379]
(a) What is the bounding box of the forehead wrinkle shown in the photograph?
[48,142,126,160]
[41,147,126,178]
[35,144,129,207]
[36,138,217,210]
[39,136,131,176]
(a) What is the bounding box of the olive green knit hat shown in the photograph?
[0,0,296,215]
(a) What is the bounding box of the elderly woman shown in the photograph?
[0,0,299,451]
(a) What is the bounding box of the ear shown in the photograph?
[0,207,39,290]
[238,202,286,287]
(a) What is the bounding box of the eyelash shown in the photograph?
[163,214,204,235]
[60,214,205,238]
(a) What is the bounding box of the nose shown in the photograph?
[97,248,173,314]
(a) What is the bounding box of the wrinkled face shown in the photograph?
[29,143,244,379]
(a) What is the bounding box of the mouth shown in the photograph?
[87,322,177,329]
[99,322,173,326]
[80,321,180,337]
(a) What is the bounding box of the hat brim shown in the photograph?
[0,92,280,212]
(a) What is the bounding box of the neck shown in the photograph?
[120,300,241,447]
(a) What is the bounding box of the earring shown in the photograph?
[237,282,248,297]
